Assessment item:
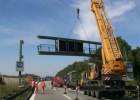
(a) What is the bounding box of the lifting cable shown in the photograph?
[53,0,78,37]
[45,1,90,40]
[76,8,90,40]
[69,17,78,35]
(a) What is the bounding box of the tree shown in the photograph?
[56,61,89,79]
[117,36,134,61]
[132,47,140,80]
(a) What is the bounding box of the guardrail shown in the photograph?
[1,86,34,100]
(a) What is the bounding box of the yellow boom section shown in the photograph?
[91,0,125,75]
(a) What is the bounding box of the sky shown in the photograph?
[0,0,139,76]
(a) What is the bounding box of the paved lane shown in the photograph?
[34,89,71,100]
[32,81,69,100]
[31,81,96,100]
[33,88,96,100]
[30,81,136,100]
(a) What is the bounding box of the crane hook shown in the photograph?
[76,8,80,19]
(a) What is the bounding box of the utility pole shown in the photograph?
[16,40,24,86]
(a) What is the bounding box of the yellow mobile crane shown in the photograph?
[80,0,132,99]
[91,0,125,78]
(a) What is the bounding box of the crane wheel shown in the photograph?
[92,91,96,97]
[88,91,91,96]
[84,91,87,95]
[95,91,101,99]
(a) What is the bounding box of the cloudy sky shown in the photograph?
[0,0,139,76]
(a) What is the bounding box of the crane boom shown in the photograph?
[91,0,126,77]
[79,1,132,98]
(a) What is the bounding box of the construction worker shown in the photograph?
[51,80,53,89]
[31,80,35,93]
[41,79,46,94]
[35,81,39,95]
[75,80,80,100]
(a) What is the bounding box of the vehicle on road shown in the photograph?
[51,76,63,87]
[65,71,80,90]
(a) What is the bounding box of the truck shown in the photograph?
[51,76,64,87]
[80,0,134,99]
[65,71,80,90]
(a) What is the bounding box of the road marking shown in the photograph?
[63,94,72,100]
[53,88,56,91]
[68,89,83,95]
[29,94,35,100]
[30,82,41,100]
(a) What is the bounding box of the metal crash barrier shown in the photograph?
[1,86,34,100]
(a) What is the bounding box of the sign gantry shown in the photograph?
[37,35,101,57]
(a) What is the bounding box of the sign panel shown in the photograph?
[68,41,75,52]
[16,61,24,71]
[127,73,134,81]
[76,42,83,53]
[126,62,133,72]
[59,40,67,52]
[125,61,134,80]
[59,40,83,53]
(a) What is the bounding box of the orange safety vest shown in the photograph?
[41,81,45,87]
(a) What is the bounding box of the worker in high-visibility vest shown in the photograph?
[41,79,46,94]
[31,80,35,93]
[51,80,53,89]
[35,81,39,95]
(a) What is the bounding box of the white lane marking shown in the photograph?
[53,88,56,91]
[63,94,72,100]
[29,94,35,100]
[30,82,41,100]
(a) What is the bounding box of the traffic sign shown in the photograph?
[16,61,24,71]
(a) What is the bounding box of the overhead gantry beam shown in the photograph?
[37,35,101,57]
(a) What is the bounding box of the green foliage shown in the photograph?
[0,83,19,98]
[117,36,131,51]
[56,61,89,79]
[132,47,140,80]
[117,37,140,80]
[117,36,133,61]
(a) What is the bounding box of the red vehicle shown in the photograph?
[51,76,63,87]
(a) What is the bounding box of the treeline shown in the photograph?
[56,61,89,79]
[56,37,140,81]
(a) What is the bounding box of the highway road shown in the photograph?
[30,81,136,100]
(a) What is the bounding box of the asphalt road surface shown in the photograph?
[30,81,136,100]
